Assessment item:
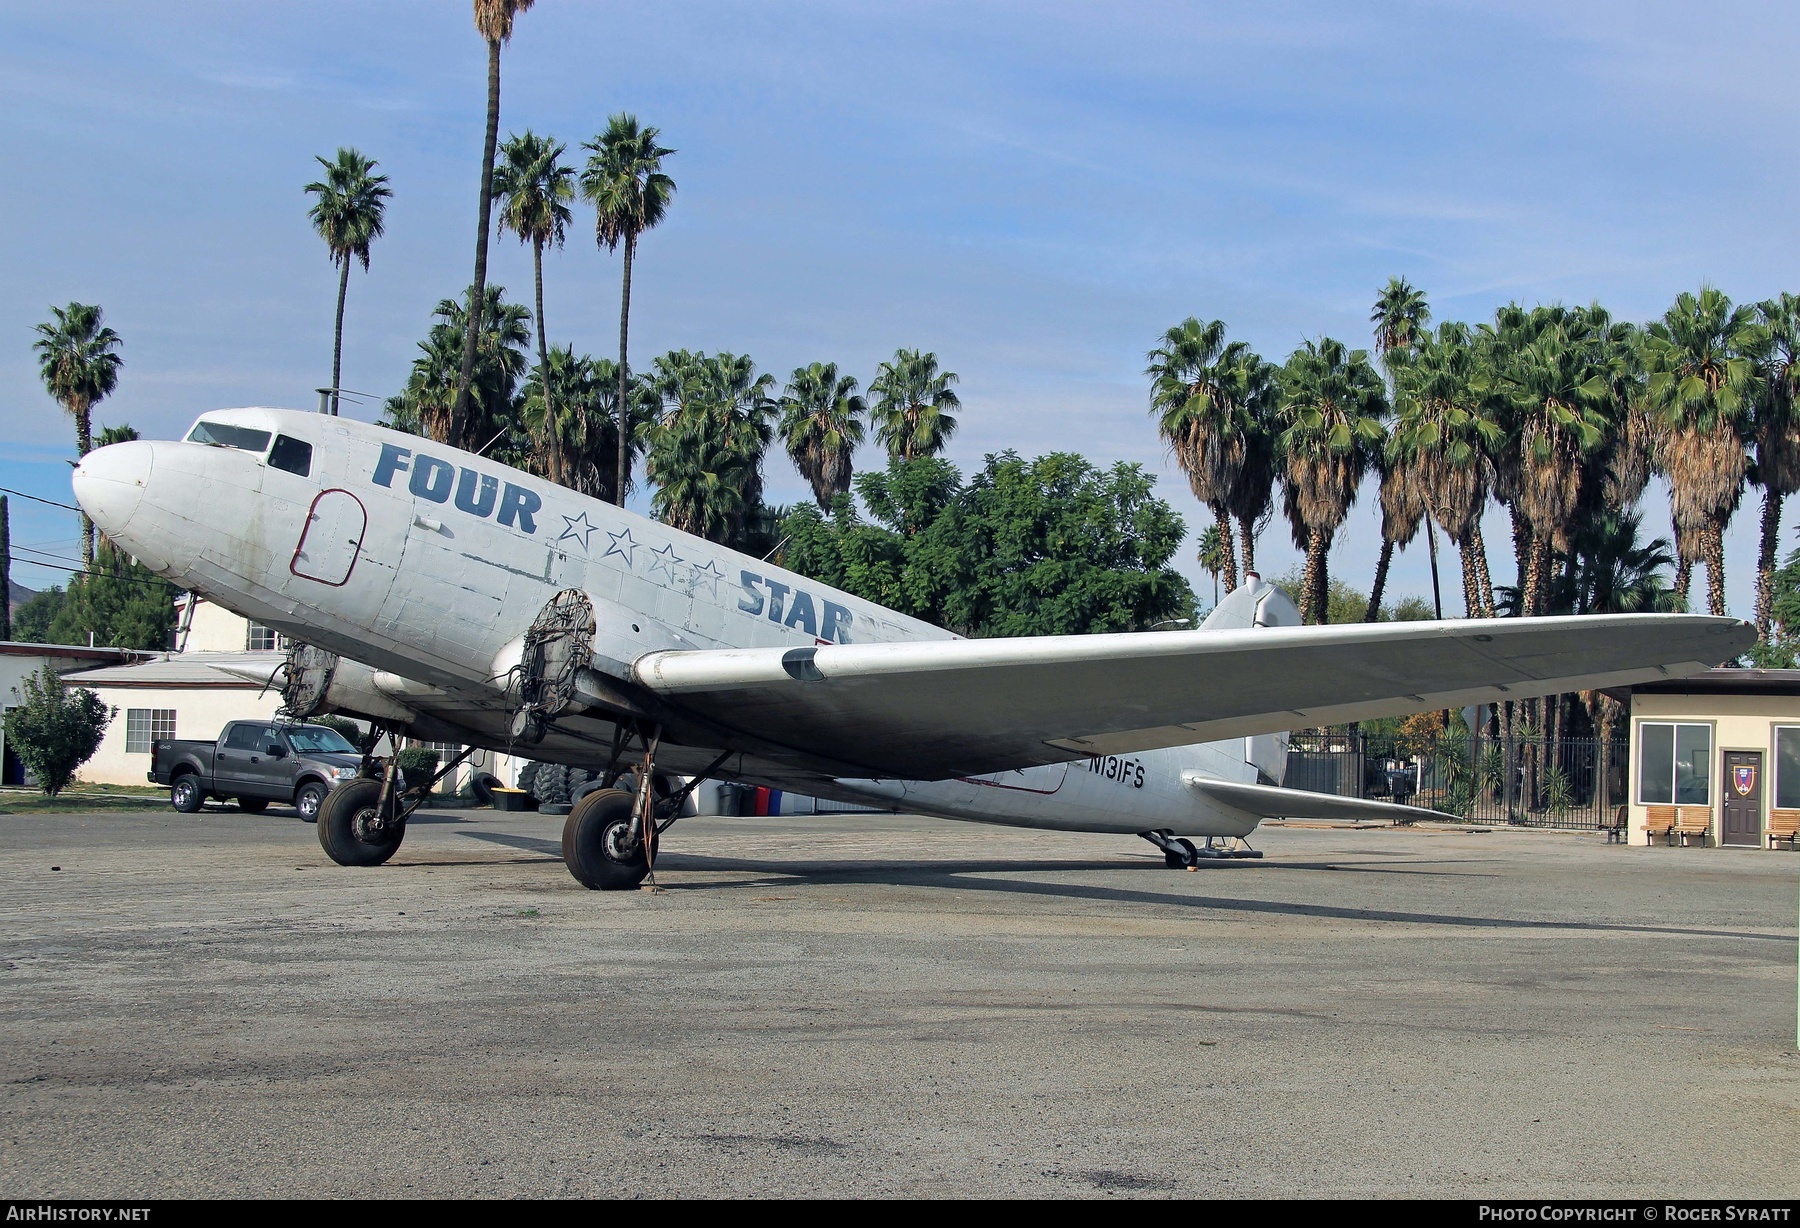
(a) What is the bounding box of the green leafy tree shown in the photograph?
[3,666,112,796]
[12,587,66,644]
[49,542,178,651]
[450,0,537,449]
[33,302,123,564]
[519,348,653,502]
[493,130,574,482]
[304,148,392,416]
[1275,338,1388,624]
[582,114,677,505]
[783,453,1194,637]
[780,362,867,510]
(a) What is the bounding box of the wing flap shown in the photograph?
[633,613,1751,779]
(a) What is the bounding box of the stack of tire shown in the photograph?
[518,762,596,816]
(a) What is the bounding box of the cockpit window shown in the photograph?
[187,421,273,452]
[269,434,313,477]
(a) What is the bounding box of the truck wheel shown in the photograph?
[562,789,656,890]
[170,774,204,813]
[237,797,269,814]
[317,778,405,867]
[294,781,328,824]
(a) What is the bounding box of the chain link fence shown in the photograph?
[1286,728,1626,830]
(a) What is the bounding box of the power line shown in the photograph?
[0,487,81,513]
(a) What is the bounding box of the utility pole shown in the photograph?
[0,495,10,641]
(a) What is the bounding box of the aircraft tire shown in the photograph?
[561,788,656,891]
[317,778,406,867]
[1164,838,1197,868]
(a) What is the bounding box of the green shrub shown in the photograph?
[314,715,364,748]
[393,747,440,775]
[3,667,114,796]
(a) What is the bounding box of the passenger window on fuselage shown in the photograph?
[269,434,313,476]
[187,421,273,452]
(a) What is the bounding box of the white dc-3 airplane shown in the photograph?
[72,407,1753,888]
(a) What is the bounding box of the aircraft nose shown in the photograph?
[71,440,152,539]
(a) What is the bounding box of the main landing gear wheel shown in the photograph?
[317,777,406,867]
[561,788,658,891]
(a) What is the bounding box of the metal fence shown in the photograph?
[1286,729,1627,830]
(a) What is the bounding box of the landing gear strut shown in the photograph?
[560,722,731,890]
[317,728,480,868]
[1139,829,1264,869]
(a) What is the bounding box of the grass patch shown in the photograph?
[0,782,169,815]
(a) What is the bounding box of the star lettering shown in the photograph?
[602,528,638,566]
[558,512,599,552]
[647,542,684,581]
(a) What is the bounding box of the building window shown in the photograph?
[1638,722,1711,805]
[126,708,177,754]
[246,623,282,651]
[1775,727,1800,809]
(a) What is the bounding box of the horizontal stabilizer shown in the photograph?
[1183,774,1456,825]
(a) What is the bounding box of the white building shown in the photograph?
[1,641,153,785]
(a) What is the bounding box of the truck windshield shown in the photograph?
[285,727,356,754]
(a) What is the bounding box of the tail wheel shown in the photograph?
[170,774,204,813]
[317,777,406,867]
[1164,837,1197,868]
[561,788,657,890]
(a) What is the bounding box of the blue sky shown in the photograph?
[4,1,1797,617]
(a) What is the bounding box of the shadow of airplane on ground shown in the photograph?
[449,829,1789,946]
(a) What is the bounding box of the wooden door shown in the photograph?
[1722,750,1763,847]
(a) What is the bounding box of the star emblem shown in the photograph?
[558,512,599,552]
[647,542,683,581]
[602,528,638,566]
[688,558,725,599]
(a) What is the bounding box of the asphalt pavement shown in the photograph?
[1,806,1796,1198]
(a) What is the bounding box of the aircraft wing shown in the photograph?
[1183,776,1455,825]
[633,614,1751,779]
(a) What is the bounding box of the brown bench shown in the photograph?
[1643,805,1711,846]
[1672,806,1712,847]
[1770,809,1800,850]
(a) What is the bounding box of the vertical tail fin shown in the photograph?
[1202,574,1300,784]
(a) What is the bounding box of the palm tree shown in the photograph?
[1371,277,1431,365]
[582,114,677,506]
[492,131,573,482]
[1364,445,1428,621]
[450,0,537,449]
[1275,338,1388,624]
[1499,312,1612,615]
[1146,319,1272,595]
[780,363,866,509]
[642,351,776,545]
[394,287,532,450]
[1643,288,1765,617]
[1391,323,1503,617]
[519,348,652,502]
[870,349,961,461]
[1197,523,1226,608]
[304,148,392,417]
[1751,294,1800,639]
[33,302,123,564]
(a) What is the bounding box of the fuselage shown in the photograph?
[73,407,1290,838]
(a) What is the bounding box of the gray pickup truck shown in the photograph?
[150,720,364,821]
